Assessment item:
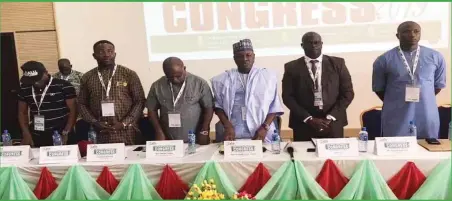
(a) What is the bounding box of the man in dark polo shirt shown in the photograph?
[18,61,77,147]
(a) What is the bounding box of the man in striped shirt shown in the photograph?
[18,61,77,147]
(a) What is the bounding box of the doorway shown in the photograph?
[1,32,21,138]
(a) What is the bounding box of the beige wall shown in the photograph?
[0,2,60,74]
[54,2,451,133]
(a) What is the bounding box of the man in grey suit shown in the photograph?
[282,32,354,141]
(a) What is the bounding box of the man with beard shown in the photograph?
[78,40,146,145]
[372,21,446,139]
[146,57,213,144]
[53,58,84,94]
[211,39,284,142]
[282,32,354,141]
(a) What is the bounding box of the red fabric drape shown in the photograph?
[316,159,349,198]
[77,140,92,157]
[96,166,119,194]
[388,162,426,199]
[155,165,189,199]
[33,167,58,199]
[238,163,271,196]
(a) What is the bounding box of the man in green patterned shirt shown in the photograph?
[53,58,84,94]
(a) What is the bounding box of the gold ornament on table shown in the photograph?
[186,179,225,200]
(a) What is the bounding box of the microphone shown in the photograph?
[284,141,295,161]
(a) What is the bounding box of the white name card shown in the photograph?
[0,145,33,165]
[374,136,418,156]
[224,140,263,160]
[39,145,80,164]
[146,140,184,158]
[86,143,125,162]
[316,138,359,158]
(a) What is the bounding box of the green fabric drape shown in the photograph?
[335,160,397,200]
[47,165,109,200]
[411,158,451,200]
[255,161,330,200]
[185,161,237,199]
[109,164,162,200]
[0,166,37,200]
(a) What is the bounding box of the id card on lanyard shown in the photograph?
[32,77,53,131]
[98,66,117,116]
[168,81,186,128]
[308,63,323,108]
[398,46,421,102]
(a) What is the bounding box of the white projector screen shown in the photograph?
[53,2,451,130]
[143,2,449,61]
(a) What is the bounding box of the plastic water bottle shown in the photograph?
[188,130,196,154]
[52,130,63,146]
[88,126,97,144]
[2,130,12,146]
[358,127,368,152]
[271,130,281,154]
[408,121,417,137]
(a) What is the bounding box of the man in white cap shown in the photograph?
[211,39,284,142]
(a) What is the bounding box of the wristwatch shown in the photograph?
[61,130,69,136]
[261,123,270,131]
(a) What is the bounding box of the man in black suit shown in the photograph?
[282,32,354,141]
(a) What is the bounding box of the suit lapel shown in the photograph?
[298,57,314,90]
[321,55,330,100]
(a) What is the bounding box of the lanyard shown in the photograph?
[97,65,117,98]
[307,61,321,90]
[170,81,186,109]
[238,73,248,91]
[398,45,420,83]
[32,77,53,115]
[60,70,72,81]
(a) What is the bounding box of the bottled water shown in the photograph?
[358,127,368,152]
[88,126,97,144]
[188,130,196,154]
[271,129,281,154]
[52,130,63,146]
[408,121,417,137]
[2,130,12,146]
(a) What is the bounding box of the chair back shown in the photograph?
[438,104,451,139]
[360,106,382,140]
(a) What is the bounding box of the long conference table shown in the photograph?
[1,141,451,200]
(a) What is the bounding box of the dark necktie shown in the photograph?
[310,60,319,75]
[310,60,319,89]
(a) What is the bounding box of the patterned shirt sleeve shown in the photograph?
[17,85,27,102]
[78,73,98,123]
[199,79,214,108]
[122,70,146,125]
[146,82,160,111]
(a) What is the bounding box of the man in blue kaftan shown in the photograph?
[211,39,284,143]
[372,21,447,139]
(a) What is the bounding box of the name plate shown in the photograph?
[374,136,418,156]
[224,140,263,160]
[0,145,32,165]
[146,140,184,158]
[316,138,359,158]
[86,143,125,162]
[39,145,80,164]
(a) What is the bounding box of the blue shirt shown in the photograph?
[372,46,446,139]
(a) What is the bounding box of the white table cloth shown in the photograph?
[4,141,450,191]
